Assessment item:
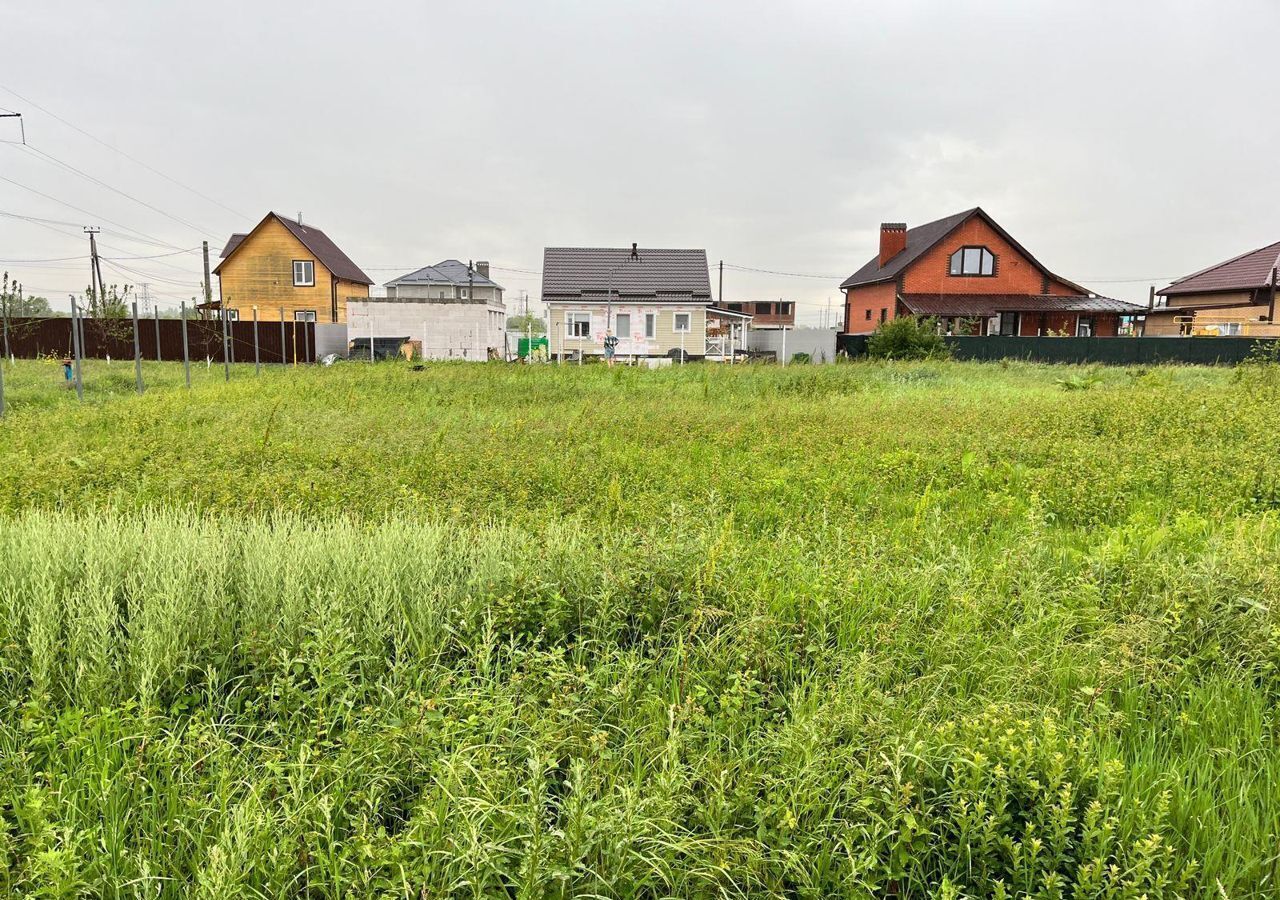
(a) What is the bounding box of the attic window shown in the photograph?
[949,246,995,277]
[293,260,315,287]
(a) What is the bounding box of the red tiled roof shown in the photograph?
[1160,241,1280,297]
[899,293,1145,317]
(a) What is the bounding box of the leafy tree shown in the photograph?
[81,282,131,319]
[506,313,545,334]
[0,272,52,317]
[866,316,951,360]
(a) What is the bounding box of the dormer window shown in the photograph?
[949,246,995,277]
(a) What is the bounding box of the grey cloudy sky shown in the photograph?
[2,0,1277,323]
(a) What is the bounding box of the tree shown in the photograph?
[1,272,52,317]
[866,316,950,360]
[82,282,131,319]
[506,313,545,334]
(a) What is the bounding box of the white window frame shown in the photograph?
[673,311,692,333]
[292,259,315,287]
[566,311,592,339]
[460,287,470,300]
[644,312,657,339]
[1076,316,1094,337]
[293,309,317,322]
[614,312,631,337]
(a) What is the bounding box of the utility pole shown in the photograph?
[70,298,84,401]
[718,260,724,306]
[180,301,191,388]
[130,301,144,394]
[202,240,212,312]
[84,227,102,313]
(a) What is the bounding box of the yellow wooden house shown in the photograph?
[213,212,372,324]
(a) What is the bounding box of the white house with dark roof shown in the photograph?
[346,259,506,360]
[542,245,745,360]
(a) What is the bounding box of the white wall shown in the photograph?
[747,326,838,363]
[347,299,506,361]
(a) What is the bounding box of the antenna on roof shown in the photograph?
[630,242,640,261]
[297,211,302,225]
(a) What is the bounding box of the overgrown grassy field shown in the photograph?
[1,358,1279,898]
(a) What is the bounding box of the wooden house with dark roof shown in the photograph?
[840,208,1144,337]
[213,212,372,324]
[1147,241,1280,336]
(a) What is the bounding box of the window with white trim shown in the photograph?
[292,260,315,286]
[673,311,691,333]
[614,313,631,336]
[294,310,317,322]
[567,311,591,338]
[644,312,657,339]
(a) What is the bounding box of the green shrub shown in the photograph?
[867,316,951,360]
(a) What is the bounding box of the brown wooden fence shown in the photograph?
[1,316,316,364]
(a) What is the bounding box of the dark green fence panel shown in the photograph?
[839,334,1276,365]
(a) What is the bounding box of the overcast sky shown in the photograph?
[2,0,1277,324]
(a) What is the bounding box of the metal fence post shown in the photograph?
[221,304,230,382]
[70,299,84,401]
[153,307,161,363]
[279,308,287,367]
[0,345,5,417]
[131,300,144,394]
[181,301,191,389]
[253,306,260,374]
[303,320,310,364]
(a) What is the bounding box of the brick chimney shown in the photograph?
[879,222,907,267]
[475,261,490,279]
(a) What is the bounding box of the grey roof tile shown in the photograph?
[386,259,501,288]
[542,247,711,300]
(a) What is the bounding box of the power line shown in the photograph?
[0,83,248,221]
[13,143,218,238]
[0,174,188,250]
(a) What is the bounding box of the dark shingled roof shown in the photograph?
[386,259,501,288]
[839,207,1088,294]
[900,293,1146,317]
[542,247,711,300]
[213,212,373,285]
[1159,241,1280,297]
[220,234,247,258]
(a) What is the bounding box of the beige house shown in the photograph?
[1147,240,1280,336]
[542,245,717,360]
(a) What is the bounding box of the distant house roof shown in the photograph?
[213,212,373,285]
[839,207,1088,294]
[899,293,1146,317]
[1159,241,1280,297]
[542,247,712,301]
[385,260,501,289]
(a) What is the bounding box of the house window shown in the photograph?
[999,312,1018,336]
[292,260,315,286]
[949,246,996,277]
[614,312,631,336]
[1076,316,1094,337]
[879,308,887,323]
[779,302,793,315]
[644,312,657,339]
[673,311,691,333]
[567,311,591,338]
[865,308,872,321]
[460,287,470,300]
[755,302,773,315]
[225,309,239,321]
[727,303,743,312]
[1220,322,1243,336]
[294,310,317,322]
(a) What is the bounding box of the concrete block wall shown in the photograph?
[347,299,506,361]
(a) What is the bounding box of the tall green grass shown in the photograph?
[0,359,1277,896]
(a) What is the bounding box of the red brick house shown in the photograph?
[840,208,1144,336]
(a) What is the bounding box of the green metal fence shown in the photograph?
[837,334,1278,365]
